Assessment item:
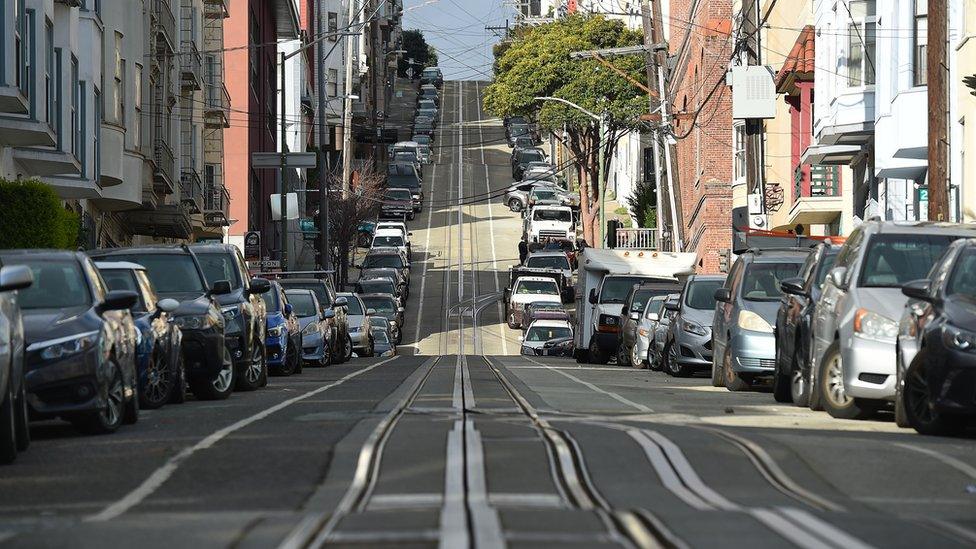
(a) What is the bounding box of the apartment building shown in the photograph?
[951,0,975,222]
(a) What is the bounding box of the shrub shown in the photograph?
[0,178,79,249]
[626,178,658,229]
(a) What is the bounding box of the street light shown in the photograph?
[534,96,609,248]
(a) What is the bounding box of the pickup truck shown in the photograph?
[504,275,563,329]
[523,204,576,243]
[388,163,424,212]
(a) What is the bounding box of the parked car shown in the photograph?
[261,282,303,375]
[96,262,184,410]
[371,326,397,358]
[650,295,680,370]
[420,67,443,88]
[418,85,440,106]
[773,243,839,405]
[192,244,270,391]
[633,295,667,369]
[506,123,534,147]
[711,248,811,391]
[278,277,351,363]
[388,162,424,212]
[88,246,236,401]
[520,320,574,356]
[618,281,683,366]
[285,289,335,367]
[809,221,976,419]
[0,262,32,463]
[359,293,404,344]
[895,238,976,435]
[369,315,395,346]
[661,275,725,377]
[512,148,547,180]
[371,229,411,259]
[511,135,537,152]
[339,293,374,356]
[381,188,415,220]
[412,134,434,156]
[523,251,573,282]
[522,301,570,330]
[1,251,140,434]
[361,251,411,287]
[355,277,405,308]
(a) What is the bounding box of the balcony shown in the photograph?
[612,228,658,250]
[788,164,844,226]
[152,0,178,53]
[205,83,230,128]
[180,168,204,214]
[180,41,203,91]
[153,137,177,194]
[203,182,231,227]
[122,204,192,239]
[204,0,229,18]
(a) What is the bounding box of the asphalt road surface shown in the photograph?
[2,82,975,548]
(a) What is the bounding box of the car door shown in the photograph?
[813,229,862,369]
[713,259,743,361]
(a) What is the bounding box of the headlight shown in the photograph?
[174,315,214,330]
[302,322,318,336]
[267,326,283,337]
[854,309,897,341]
[943,324,976,351]
[350,326,361,333]
[737,311,772,333]
[638,328,649,336]
[31,331,99,361]
[682,321,707,336]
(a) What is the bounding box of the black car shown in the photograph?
[96,261,184,410]
[0,262,33,463]
[359,294,405,344]
[896,238,976,435]
[773,243,839,405]
[361,252,410,287]
[418,86,440,106]
[358,267,408,300]
[0,251,140,434]
[355,277,405,308]
[278,277,352,363]
[420,67,443,88]
[388,163,424,212]
[506,123,534,147]
[191,244,271,391]
[88,246,236,400]
[511,148,547,180]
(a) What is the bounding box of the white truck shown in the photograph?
[574,248,697,364]
[523,204,576,244]
[504,275,564,329]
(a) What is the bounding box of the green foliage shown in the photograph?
[626,177,658,229]
[399,30,438,77]
[0,178,79,249]
[483,15,647,133]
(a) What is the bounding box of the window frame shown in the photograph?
[846,1,876,87]
[54,48,62,148]
[93,87,101,180]
[913,0,927,87]
[732,121,746,185]
[70,55,79,159]
[133,63,142,150]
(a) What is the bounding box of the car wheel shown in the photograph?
[364,337,375,358]
[0,377,18,463]
[819,340,869,419]
[790,345,810,408]
[507,313,519,330]
[190,356,235,401]
[14,380,30,452]
[617,344,631,367]
[236,338,265,391]
[509,198,522,212]
[588,338,609,365]
[723,345,751,392]
[343,334,354,362]
[140,351,173,410]
[711,341,725,387]
[666,341,692,377]
[320,340,333,367]
[394,327,402,345]
[647,346,663,371]
[278,341,300,376]
[168,352,187,404]
[772,366,792,403]
[631,345,647,369]
[903,350,964,436]
[73,361,125,435]
[295,337,304,374]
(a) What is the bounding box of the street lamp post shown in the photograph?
[534,96,608,248]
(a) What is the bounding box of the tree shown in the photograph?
[327,163,384,286]
[0,178,78,249]
[626,177,657,229]
[398,30,438,77]
[483,15,646,246]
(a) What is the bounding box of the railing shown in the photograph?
[180,41,202,91]
[614,228,659,250]
[205,82,230,127]
[153,137,177,192]
[793,164,840,202]
[203,181,231,227]
[153,0,177,52]
[180,168,203,214]
[204,0,229,18]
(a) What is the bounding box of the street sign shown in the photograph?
[244,231,261,260]
[918,186,929,202]
[251,152,317,169]
[247,259,280,270]
[270,193,299,221]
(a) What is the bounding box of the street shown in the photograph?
[1,81,975,549]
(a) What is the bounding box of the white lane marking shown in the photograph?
[893,442,976,480]
[462,355,475,408]
[749,508,833,549]
[439,422,469,549]
[465,419,505,549]
[521,355,654,413]
[87,357,399,522]
[367,493,443,510]
[642,430,740,511]
[489,493,564,508]
[457,81,465,352]
[412,161,438,352]
[778,507,876,549]
[452,354,464,411]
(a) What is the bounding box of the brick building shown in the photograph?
[668,0,734,273]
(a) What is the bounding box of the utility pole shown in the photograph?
[341,0,360,194]
[742,0,765,216]
[369,0,380,166]
[640,1,664,249]
[279,51,289,271]
[316,0,331,273]
[928,0,949,221]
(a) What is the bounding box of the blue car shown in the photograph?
[96,262,184,410]
[285,289,335,367]
[261,282,303,376]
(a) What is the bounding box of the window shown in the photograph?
[847,1,875,86]
[328,12,338,41]
[134,63,142,149]
[70,56,79,158]
[733,122,746,184]
[914,1,927,86]
[45,20,53,127]
[249,14,259,92]
[93,88,101,179]
[114,32,124,124]
[14,0,24,92]
[78,81,87,176]
[54,48,62,148]
[24,9,34,115]
[328,68,338,96]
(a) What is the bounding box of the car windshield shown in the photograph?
[599,277,650,304]
[520,151,544,163]
[525,255,570,270]
[261,290,280,312]
[814,253,839,287]
[16,260,92,310]
[100,270,147,311]
[339,295,362,315]
[531,190,558,201]
[685,280,724,309]
[646,299,665,318]
[362,296,397,313]
[389,175,420,189]
[372,328,390,343]
[947,249,976,297]
[413,136,430,145]
[526,325,572,342]
[386,189,412,201]
[510,125,530,136]
[279,281,331,307]
[533,209,572,222]
[393,153,417,163]
[285,291,318,317]
[358,279,396,295]
[373,235,404,247]
[364,255,404,269]
[110,254,205,294]
[515,280,559,295]
[630,289,661,313]
[859,234,958,288]
[195,252,242,290]
[742,262,804,301]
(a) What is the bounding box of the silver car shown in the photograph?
[661,275,725,377]
[338,293,375,357]
[809,220,976,419]
[633,296,667,369]
[650,294,681,369]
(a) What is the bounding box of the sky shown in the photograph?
[401,0,510,81]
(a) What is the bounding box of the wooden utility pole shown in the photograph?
[928,0,949,221]
[742,0,764,203]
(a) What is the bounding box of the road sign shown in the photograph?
[244,231,261,260]
[918,186,929,202]
[251,152,317,169]
[270,193,299,221]
[247,259,280,270]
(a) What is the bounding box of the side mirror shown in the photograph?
[621,306,629,316]
[211,280,232,295]
[249,277,271,294]
[780,277,807,297]
[284,303,293,315]
[829,267,848,289]
[335,296,348,307]
[663,300,680,311]
[101,290,139,312]
[0,265,33,292]
[157,298,180,313]
[366,308,376,316]
[322,309,336,320]
[588,288,598,304]
[714,288,732,303]
[901,279,932,301]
